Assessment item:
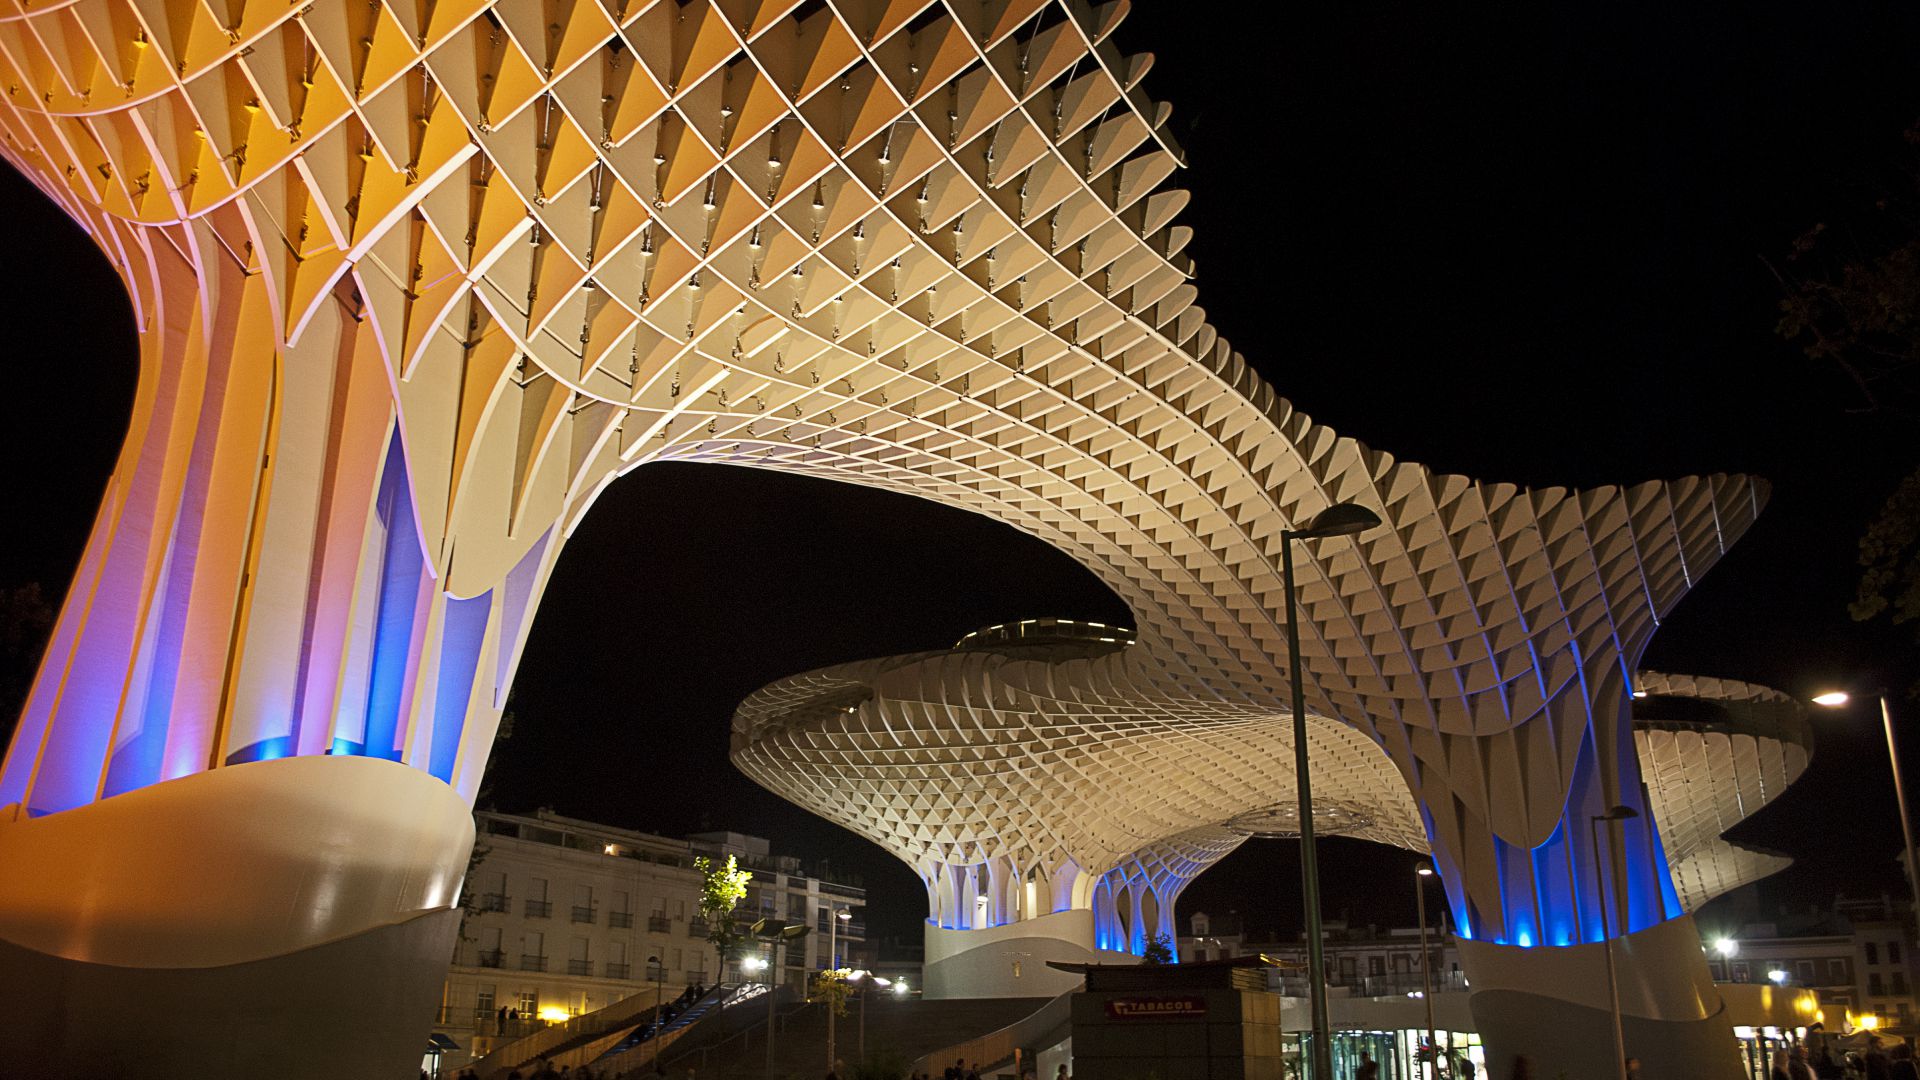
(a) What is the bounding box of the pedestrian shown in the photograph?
[1870,1037,1897,1080]
[1892,1044,1919,1080]
[1057,1066,1071,1080]
[1775,1048,1798,1080]
[1459,1055,1477,1080]
[1626,1058,1643,1080]
[1357,1051,1380,1080]
[947,1059,964,1080]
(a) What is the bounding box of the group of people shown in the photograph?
[1777,1032,1920,1080]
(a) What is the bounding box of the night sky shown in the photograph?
[3,1,1918,951]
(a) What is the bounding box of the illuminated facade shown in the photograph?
[0,0,1778,1075]
[439,812,866,1069]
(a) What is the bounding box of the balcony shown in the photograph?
[605,962,632,980]
[568,958,594,976]
[477,948,505,969]
[687,969,709,984]
[525,899,553,919]
[609,911,633,929]
[477,892,509,913]
[688,918,709,937]
[520,954,548,972]
[648,915,670,934]
[571,905,597,925]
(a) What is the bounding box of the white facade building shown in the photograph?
[435,811,866,1065]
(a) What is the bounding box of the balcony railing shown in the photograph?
[477,949,505,969]
[477,892,509,913]
[521,954,548,972]
[688,918,709,937]
[525,899,553,918]
[648,915,670,933]
[572,905,597,924]
[568,958,594,976]
[605,962,632,980]
[609,911,633,929]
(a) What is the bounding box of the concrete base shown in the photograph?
[925,910,1138,999]
[0,907,461,1079]
[0,756,475,1079]
[1458,914,1742,1080]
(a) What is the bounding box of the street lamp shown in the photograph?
[1813,690,1920,940]
[1415,863,1438,1080]
[827,907,852,1071]
[646,955,666,1069]
[1589,805,1639,1080]
[845,971,889,1062]
[1280,500,1382,1080]
[752,917,809,1075]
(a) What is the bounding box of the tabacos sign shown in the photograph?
[1104,996,1209,1020]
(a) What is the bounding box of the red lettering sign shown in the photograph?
[1104,996,1209,1020]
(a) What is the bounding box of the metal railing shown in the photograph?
[572,905,597,924]
[521,954,548,972]
[568,958,594,976]
[689,918,709,936]
[477,949,505,969]
[525,898,553,918]
[605,962,632,980]
[478,892,509,913]
[610,911,633,929]
[649,915,671,933]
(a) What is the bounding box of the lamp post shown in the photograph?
[1415,863,1438,1080]
[1280,500,1381,1080]
[753,917,809,1076]
[1589,804,1638,1080]
[646,955,666,1069]
[1814,690,1920,940]
[827,907,851,1071]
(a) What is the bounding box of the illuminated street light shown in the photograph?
[1714,938,1739,958]
[1814,689,1920,943]
[1767,969,1790,986]
[1414,862,1438,1080]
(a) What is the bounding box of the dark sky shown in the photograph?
[3,1,1919,950]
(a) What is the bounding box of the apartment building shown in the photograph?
[434,810,867,1065]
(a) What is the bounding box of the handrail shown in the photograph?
[659,992,816,1074]
[910,988,1077,1074]
[591,983,773,1076]
[468,985,663,1079]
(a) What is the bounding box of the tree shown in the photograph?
[809,967,851,1016]
[694,853,752,980]
[1775,121,1920,696]
[1142,931,1175,965]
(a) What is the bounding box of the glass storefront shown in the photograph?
[1287,1029,1487,1080]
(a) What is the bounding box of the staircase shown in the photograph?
[468,986,666,1079]
[587,983,768,1076]
[657,994,1051,1079]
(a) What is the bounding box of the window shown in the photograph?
[1831,959,1851,984]
[517,990,538,1016]
[526,878,552,919]
[1895,972,1909,996]
[1732,962,1750,983]
[1369,957,1386,977]
[569,937,592,976]
[1338,957,1357,982]
[652,896,667,917]
[1891,942,1904,964]
[1195,948,1209,962]
[1871,973,1886,996]
[1799,961,1817,984]
[1867,943,1880,966]
[474,985,495,1021]
[573,884,596,924]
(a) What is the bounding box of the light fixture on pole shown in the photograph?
[1589,804,1639,1080]
[1279,500,1381,1080]
[827,907,851,1070]
[1814,689,1920,942]
[1415,863,1438,1080]
[752,917,808,1075]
